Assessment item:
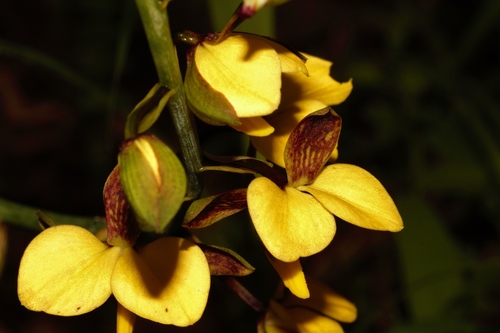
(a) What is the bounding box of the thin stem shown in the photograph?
[134,0,202,200]
[0,197,104,233]
[224,276,266,312]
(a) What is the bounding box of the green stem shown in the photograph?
[134,0,202,200]
[0,198,104,233]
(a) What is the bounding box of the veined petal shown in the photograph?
[266,254,310,299]
[232,116,275,136]
[195,34,282,118]
[283,276,357,323]
[247,177,336,262]
[301,164,403,231]
[285,108,342,187]
[281,55,353,108]
[250,100,328,167]
[18,225,120,316]
[111,237,210,326]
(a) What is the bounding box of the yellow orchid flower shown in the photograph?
[251,55,353,167]
[185,32,308,136]
[247,108,403,263]
[184,108,402,298]
[17,167,211,330]
[258,277,357,333]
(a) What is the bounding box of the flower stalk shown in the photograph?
[134,0,202,199]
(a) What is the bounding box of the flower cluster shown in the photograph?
[17,1,403,332]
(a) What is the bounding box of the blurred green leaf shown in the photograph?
[395,195,464,320]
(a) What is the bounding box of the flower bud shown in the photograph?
[242,0,289,17]
[118,134,186,233]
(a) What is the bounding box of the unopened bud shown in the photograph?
[118,134,187,233]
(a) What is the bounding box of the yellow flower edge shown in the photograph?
[300,164,403,232]
[283,276,357,324]
[280,54,353,108]
[266,254,310,299]
[195,34,282,118]
[247,177,336,262]
[18,225,121,316]
[112,237,210,326]
[18,226,211,327]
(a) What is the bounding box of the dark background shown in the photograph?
[1,0,499,332]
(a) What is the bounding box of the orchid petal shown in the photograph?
[232,116,275,136]
[301,164,403,231]
[248,35,308,75]
[259,300,298,333]
[285,108,341,187]
[283,276,357,323]
[247,177,336,262]
[288,308,345,333]
[195,34,282,118]
[266,254,310,299]
[18,225,120,316]
[117,303,136,333]
[112,237,210,326]
[281,55,353,108]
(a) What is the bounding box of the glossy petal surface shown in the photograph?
[247,177,336,262]
[302,164,403,231]
[195,34,282,118]
[18,225,120,315]
[112,237,210,326]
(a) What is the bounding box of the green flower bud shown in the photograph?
[118,134,186,233]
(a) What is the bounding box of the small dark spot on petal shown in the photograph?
[76,306,81,311]
[165,307,168,312]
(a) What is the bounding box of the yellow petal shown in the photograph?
[231,116,275,136]
[250,100,328,167]
[281,55,353,108]
[245,34,308,75]
[195,34,282,118]
[301,164,403,231]
[266,254,310,299]
[283,276,357,323]
[259,300,298,333]
[288,308,345,333]
[111,237,210,326]
[18,225,120,316]
[247,177,336,262]
[117,302,136,333]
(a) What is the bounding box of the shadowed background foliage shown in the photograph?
[1,0,499,332]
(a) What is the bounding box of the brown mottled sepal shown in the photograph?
[198,244,255,276]
[103,165,139,246]
[183,188,247,229]
[285,107,342,187]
